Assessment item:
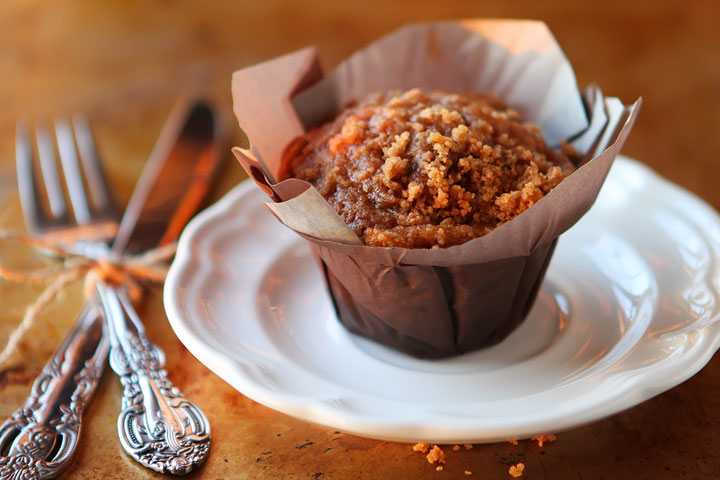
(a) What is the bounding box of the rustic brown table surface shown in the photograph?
[1,1,718,479]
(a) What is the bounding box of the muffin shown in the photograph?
[287,88,576,248]
[231,20,640,357]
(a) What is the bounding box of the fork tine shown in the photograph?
[35,124,68,220]
[15,121,45,234]
[55,117,91,225]
[72,113,116,212]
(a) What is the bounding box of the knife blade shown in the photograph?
[94,98,222,475]
[113,100,222,253]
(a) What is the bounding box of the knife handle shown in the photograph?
[95,282,210,475]
[0,305,108,480]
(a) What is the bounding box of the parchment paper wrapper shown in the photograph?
[231,20,641,358]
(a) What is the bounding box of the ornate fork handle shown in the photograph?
[0,306,108,480]
[95,282,210,475]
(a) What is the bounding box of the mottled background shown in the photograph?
[0,1,718,478]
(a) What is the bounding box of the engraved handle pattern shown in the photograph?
[0,307,108,480]
[96,283,210,475]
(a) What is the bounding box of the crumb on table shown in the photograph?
[509,462,525,477]
[426,445,446,465]
[413,442,430,453]
[531,434,557,447]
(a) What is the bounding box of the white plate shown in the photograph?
[164,156,720,443]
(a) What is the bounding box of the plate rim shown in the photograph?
[164,156,720,443]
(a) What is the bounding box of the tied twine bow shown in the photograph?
[0,230,176,370]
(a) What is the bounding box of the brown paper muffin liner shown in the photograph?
[230,20,641,358]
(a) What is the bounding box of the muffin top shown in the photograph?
[288,88,576,248]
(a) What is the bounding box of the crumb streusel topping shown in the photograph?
[289,88,575,248]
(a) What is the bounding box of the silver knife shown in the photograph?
[91,99,222,475]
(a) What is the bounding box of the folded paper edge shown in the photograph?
[230,20,642,268]
[279,96,642,267]
[231,46,322,183]
[264,191,363,246]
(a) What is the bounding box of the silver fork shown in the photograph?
[0,117,120,479]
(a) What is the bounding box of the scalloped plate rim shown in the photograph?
[164,156,720,443]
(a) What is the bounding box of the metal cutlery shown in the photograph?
[0,116,119,479]
[93,100,221,475]
[2,100,222,478]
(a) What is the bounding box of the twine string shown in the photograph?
[0,231,176,370]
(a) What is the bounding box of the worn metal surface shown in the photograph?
[0,1,718,478]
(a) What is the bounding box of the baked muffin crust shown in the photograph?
[289,88,575,248]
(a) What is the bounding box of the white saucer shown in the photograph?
[164,156,720,443]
